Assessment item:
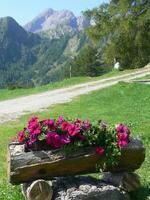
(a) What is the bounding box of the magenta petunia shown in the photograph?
[42,119,55,130]
[60,134,71,145]
[46,132,71,148]
[61,121,71,131]
[58,116,64,124]
[68,124,79,137]
[18,130,26,143]
[116,124,130,135]
[83,119,90,130]
[28,122,41,135]
[118,133,129,140]
[96,147,105,156]
[28,116,38,124]
[117,133,129,147]
[46,132,62,148]
[118,140,128,146]
[29,134,37,145]
[74,118,81,126]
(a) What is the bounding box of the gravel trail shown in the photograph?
[0,66,150,123]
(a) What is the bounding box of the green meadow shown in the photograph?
[0,82,150,200]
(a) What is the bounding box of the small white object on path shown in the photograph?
[0,66,150,124]
[114,62,120,70]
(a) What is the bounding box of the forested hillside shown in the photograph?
[0,17,88,88]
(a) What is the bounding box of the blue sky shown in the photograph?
[0,0,109,25]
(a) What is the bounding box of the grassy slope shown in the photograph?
[0,69,133,101]
[0,82,150,199]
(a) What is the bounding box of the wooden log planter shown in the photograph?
[8,138,145,185]
[7,116,146,199]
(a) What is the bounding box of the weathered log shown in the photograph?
[8,138,145,185]
[21,179,53,200]
[102,172,141,192]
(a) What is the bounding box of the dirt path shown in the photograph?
[0,66,150,124]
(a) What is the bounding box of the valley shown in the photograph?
[0,9,89,89]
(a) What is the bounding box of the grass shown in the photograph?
[0,69,134,102]
[0,82,150,199]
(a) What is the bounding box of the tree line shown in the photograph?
[66,0,150,77]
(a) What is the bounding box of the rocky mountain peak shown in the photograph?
[24,8,91,35]
[39,8,54,18]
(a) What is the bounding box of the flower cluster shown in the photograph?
[17,116,91,149]
[17,116,131,161]
[116,124,130,146]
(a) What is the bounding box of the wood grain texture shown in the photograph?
[8,138,145,185]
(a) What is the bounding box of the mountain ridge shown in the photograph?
[24,8,91,35]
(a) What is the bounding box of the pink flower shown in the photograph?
[116,124,130,147]
[61,121,71,131]
[46,132,70,148]
[18,130,26,143]
[118,133,129,147]
[28,122,41,135]
[68,124,79,137]
[29,134,37,144]
[43,119,55,130]
[83,119,90,130]
[60,135,71,145]
[96,147,105,156]
[116,124,130,135]
[118,133,129,140]
[58,116,64,124]
[28,116,38,124]
[46,132,62,148]
[74,118,81,126]
[118,140,128,146]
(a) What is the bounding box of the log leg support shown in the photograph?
[21,180,53,200]
[102,172,141,192]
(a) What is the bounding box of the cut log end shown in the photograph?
[22,180,53,200]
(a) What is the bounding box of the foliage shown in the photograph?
[65,45,108,77]
[84,0,150,69]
